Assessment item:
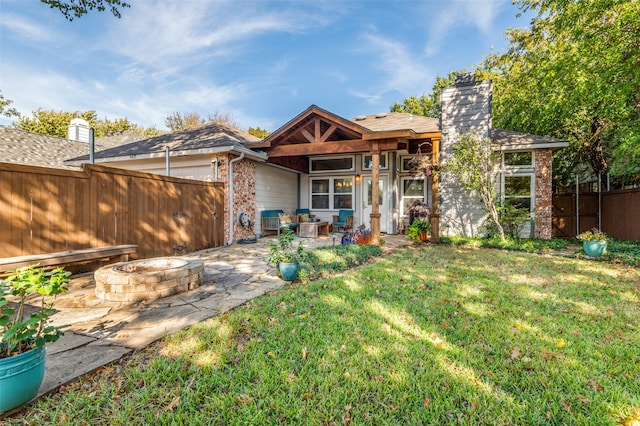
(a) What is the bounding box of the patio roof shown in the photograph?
[491,129,569,150]
[246,105,441,173]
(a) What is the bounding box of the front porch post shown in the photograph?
[370,143,381,245]
[430,138,440,243]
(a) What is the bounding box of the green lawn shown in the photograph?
[8,245,640,425]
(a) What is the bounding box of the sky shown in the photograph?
[0,0,530,133]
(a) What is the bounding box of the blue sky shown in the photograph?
[0,0,529,133]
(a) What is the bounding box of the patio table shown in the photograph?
[298,221,329,239]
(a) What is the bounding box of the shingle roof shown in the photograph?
[64,122,265,165]
[350,112,440,133]
[491,129,568,150]
[0,126,130,169]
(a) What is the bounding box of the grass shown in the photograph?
[7,245,640,425]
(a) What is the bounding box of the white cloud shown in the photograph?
[0,13,54,42]
[423,0,506,56]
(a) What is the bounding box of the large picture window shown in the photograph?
[311,177,353,210]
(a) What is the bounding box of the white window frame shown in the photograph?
[362,153,388,170]
[502,173,535,212]
[310,176,355,211]
[309,155,355,174]
[503,151,534,170]
[400,176,426,216]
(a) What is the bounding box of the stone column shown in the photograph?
[534,149,553,239]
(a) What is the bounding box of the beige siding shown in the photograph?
[255,163,298,236]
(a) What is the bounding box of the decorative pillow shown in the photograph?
[278,213,292,225]
[300,213,310,223]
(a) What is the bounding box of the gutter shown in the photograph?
[227,152,245,245]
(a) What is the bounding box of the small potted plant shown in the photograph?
[1,265,70,412]
[576,228,608,257]
[407,217,431,243]
[268,228,306,281]
[341,224,354,244]
[354,224,372,245]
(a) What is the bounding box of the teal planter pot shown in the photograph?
[583,240,607,257]
[279,262,299,281]
[0,345,46,413]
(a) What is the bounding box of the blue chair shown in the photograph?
[332,209,353,233]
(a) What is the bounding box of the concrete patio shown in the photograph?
[31,234,410,408]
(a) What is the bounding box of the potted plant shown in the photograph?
[407,217,431,243]
[354,224,372,245]
[1,265,70,412]
[268,228,306,281]
[409,201,430,226]
[341,224,354,245]
[576,228,609,257]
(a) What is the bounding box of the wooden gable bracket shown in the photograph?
[301,119,339,143]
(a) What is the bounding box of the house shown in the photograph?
[66,75,569,243]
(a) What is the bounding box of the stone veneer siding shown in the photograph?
[212,154,257,242]
[534,148,553,239]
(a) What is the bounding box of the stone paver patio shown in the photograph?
[35,234,410,405]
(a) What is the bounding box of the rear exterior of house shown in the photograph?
[59,75,566,243]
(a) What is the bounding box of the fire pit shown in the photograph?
[95,258,205,303]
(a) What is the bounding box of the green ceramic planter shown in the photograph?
[0,345,46,413]
[279,262,299,281]
[583,240,608,257]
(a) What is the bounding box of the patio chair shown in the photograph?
[295,208,316,223]
[332,209,354,233]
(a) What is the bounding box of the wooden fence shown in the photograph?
[552,188,640,241]
[0,163,224,259]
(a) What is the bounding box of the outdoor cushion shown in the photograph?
[299,214,310,222]
[261,209,299,236]
[278,213,292,224]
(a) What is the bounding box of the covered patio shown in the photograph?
[247,105,442,244]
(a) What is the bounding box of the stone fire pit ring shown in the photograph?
[95,257,205,303]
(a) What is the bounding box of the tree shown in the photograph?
[0,92,20,119]
[40,0,130,21]
[248,126,271,139]
[390,70,468,118]
[165,111,242,132]
[446,131,505,240]
[484,0,640,185]
[13,108,159,139]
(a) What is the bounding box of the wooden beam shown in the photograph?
[320,125,337,142]
[266,140,399,157]
[301,129,315,143]
[315,119,321,142]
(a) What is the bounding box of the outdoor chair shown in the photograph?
[332,209,353,233]
[295,208,316,223]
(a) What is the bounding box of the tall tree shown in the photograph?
[40,0,130,21]
[486,0,640,185]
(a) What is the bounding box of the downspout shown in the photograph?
[211,157,219,181]
[227,153,245,245]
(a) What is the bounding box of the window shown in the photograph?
[504,175,533,211]
[310,156,354,172]
[504,151,533,167]
[362,153,388,170]
[311,177,353,210]
[401,177,425,215]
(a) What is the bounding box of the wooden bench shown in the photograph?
[0,245,138,272]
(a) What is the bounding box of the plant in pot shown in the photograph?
[407,217,431,243]
[1,265,70,412]
[576,228,609,257]
[354,224,372,245]
[268,228,306,281]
